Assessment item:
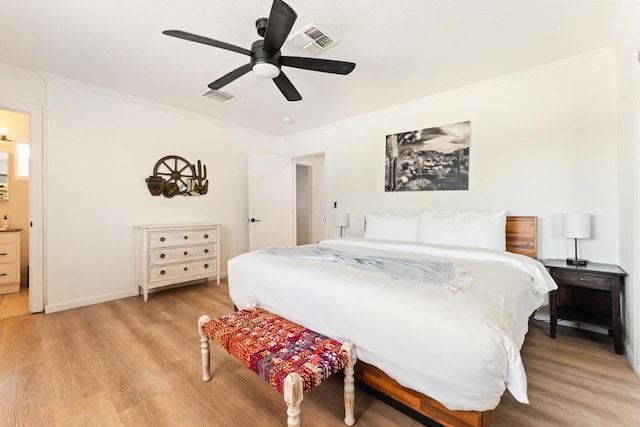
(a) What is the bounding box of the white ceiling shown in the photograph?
[0,0,634,136]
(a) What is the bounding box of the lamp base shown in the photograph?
[566,258,588,266]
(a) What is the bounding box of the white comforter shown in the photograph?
[227,238,557,411]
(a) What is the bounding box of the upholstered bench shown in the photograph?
[198,307,357,427]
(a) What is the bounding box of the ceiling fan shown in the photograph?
[163,0,356,101]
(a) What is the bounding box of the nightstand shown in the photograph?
[542,259,627,354]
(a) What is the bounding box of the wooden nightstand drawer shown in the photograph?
[552,270,613,290]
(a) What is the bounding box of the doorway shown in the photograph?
[0,109,30,319]
[0,99,43,317]
[295,153,325,245]
[247,152,326,250]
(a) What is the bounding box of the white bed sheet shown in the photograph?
[227,238,556,411]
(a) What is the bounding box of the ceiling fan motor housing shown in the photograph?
[255,17,268,37]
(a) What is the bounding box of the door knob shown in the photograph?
[249,218,261,223]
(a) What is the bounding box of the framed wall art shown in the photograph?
[385,121,470,192]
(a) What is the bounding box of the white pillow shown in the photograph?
[364,213,418,242]
[416,209,507,251]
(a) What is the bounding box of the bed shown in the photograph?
[227,214,555,426]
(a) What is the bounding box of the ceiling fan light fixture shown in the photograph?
[252,62,280,79]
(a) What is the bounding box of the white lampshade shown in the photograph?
[336,212,350,227]
[563,213,591,239]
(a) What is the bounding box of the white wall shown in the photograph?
[281,51,619,263]
[0,65,46,106]
[616,23,640,371]
[617,49,639,373]
[5,73,278,312]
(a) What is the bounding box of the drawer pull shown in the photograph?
[160,270,166,275]
[184,235,188,240]
[204,249,209,254]
[184,267,188,271]
[160,237,166,242]
[184,251,188,256]
[0,253,7,256]
[0,273,6,276]
[204,234,209,239]
[204,264,209,268]
[160,253,166,259]
[579,277,584,281]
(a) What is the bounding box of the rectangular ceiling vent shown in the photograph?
[288,23,339,55]
[201,89,240,104]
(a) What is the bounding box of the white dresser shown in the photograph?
[135,224,220,302]
[0,229,21,295]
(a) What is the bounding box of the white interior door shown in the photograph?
[248,153,295,251]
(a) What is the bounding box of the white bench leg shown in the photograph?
[342,341,357,426]
[284,372,304,427]
[198,315,212,382]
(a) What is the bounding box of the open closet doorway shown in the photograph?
[0,109,30,319]
[295,153,325,245]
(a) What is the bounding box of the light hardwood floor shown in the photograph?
[0,285,29,321]
[0,280,638,427]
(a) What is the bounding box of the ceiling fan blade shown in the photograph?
[281,56,356,75]
[273,72,302,101]
[208,63,253,90]
[262,0,297,53]
[163,30,251,56]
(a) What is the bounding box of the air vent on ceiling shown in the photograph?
[288,23,339,55]
[201,89,240,104]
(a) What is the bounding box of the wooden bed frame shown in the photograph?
[354,216,538,427]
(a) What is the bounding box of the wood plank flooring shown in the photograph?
[0,285,29,320]
[0,280,638,426]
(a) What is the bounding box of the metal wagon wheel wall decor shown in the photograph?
[146,155,209,197]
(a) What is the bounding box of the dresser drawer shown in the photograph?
[552,270,613,291]
[0,243,17,263]
[149,228,217,248]
[149,259,217,283]
[0,232,17,244]
[149,244,216,265]
[0,262,18,284]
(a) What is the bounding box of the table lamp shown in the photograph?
[336,212,349,237]
[563,213,591,266]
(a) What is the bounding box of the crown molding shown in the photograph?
[609,1,640,52]
[282,49,614,143]
[38,72,277,140]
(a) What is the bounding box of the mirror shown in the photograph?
[0,151,8,200]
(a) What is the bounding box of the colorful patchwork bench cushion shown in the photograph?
[202,308,348,394]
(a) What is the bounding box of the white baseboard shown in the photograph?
[45,289,138,313]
